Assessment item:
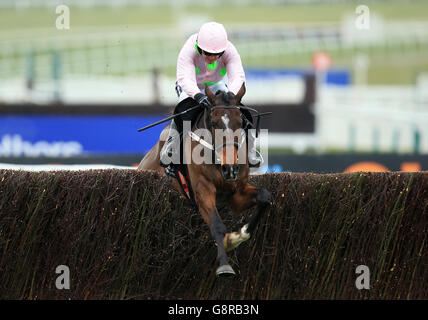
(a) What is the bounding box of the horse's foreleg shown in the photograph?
[209,211,235,276]
[225,185,272,251]
[194,178,235,277]
[223,223,251,252]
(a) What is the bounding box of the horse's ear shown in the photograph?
[235,83,246,103]
[205,85,215,103]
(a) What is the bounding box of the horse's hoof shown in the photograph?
[216,264,236,277]
[224,225,250,252]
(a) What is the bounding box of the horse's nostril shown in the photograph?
[221,164,239,181]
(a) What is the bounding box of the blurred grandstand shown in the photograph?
[1,0,428,171]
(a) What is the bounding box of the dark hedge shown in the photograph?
[0,169,426,299]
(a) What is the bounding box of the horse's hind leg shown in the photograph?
[226,186,272,251]
[248,188,272,234]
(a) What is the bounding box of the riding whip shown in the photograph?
[137,105,202,132]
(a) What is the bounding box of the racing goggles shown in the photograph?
[197,46,224,57]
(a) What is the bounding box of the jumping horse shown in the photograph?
[138,85,272,276]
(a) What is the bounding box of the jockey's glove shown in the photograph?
[194,93,211,109]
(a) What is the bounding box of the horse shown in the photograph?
[137,85,272,276]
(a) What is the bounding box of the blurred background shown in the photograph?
[0,0,427,172]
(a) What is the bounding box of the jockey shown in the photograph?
[160,21,262,173]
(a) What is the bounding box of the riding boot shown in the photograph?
[160,119,180,176]
[247,129,262,168]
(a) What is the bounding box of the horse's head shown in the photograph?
[204,85,246,182]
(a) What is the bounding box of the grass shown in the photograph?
[1,1,428,85]
[3,36,428,85]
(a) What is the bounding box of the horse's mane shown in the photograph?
[214,90,236,106]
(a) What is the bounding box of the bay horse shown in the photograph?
[138,85,272,276]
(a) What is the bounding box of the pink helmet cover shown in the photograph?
[197,22,228,53]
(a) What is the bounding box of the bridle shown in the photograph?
[189,101,271,165]
[191,105,247,164]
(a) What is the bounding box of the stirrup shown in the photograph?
[160,118,180,167]
[160,148,174,167]
[160,159,168,168]
[248,150,263,168]
[164,164,178,178]
[249,158,261,168]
